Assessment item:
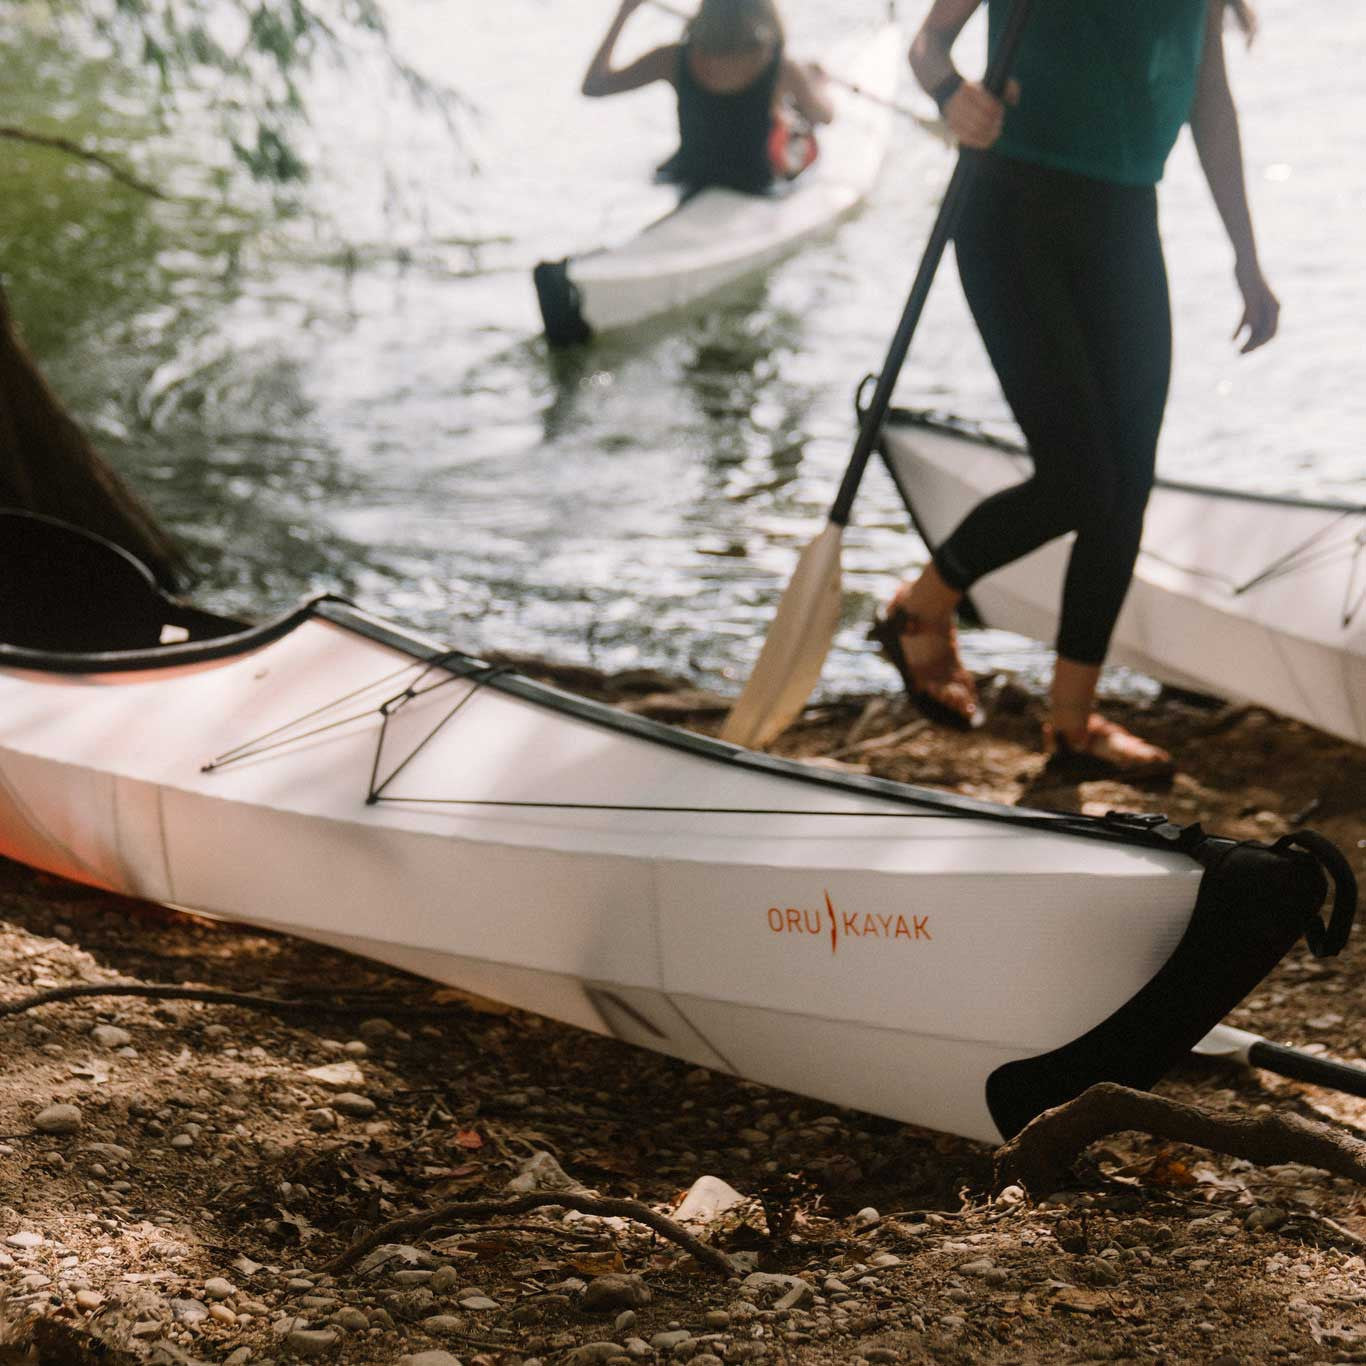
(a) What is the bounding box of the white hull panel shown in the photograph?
[880,415,1366,746]
[563,25,900,337]
[0,604,1221,1144]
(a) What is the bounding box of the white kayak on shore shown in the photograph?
[0,513,1353,1144]
[534,24,901,346]
[879,410,1366,746]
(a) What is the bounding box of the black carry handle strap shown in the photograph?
[1275,829,1358,957]
[829,0,1034,528]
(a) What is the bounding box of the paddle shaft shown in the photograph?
[1248,1040,1366,1099]
[829,0,1033,528]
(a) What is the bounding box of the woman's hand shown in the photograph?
[943,79,1019,149]
[1233,257,1280,352]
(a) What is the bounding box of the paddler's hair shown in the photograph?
[687,0,783,55]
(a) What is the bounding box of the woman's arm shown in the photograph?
[909,0,1013,148]
[778,59,835,125]
[582,0,677,97]
[1190,0,1279,352]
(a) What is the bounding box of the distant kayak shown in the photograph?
[0,511,1356,1143]
[534,23,900,347]
[879,410,1366,745]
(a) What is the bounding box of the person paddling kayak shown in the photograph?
[872,0,1278,777]
[581,0,835,194]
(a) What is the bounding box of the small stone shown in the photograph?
[422,1315,466,1335]
[582,1275,651,1313]
[650,1331,692,1351]
[170,1133,194,1149]
[75,1289,103,1311]
[225,1350,253,1366]
[429,1265,460,1292]
[691,1357,724,1366]
[205,1276,237,1300]
[331,1092,377,1119]
[960,1257,996,1276]
[343,1041,369,1057]
[91,1024,133,1048]
[565,1345,627,1366]
[867,1252,901,1268]
[335,1307,369,1332]
[623,1341,651,1360]
[505,1149,584,1193]
[306,1108,339,1132]
[357,1019,396,1041]
[304,1062,365,1088]
[286,1328,340,1357]
[774,1282,814,1312]
[854,1207,880,1227]
[33,1103,82,1135]
[459,1294,498,1311]
[211,1304,239,1326]
[673,1175,747,1224]
[398,1354,464,1366]
[172,1298,210,1324]
[703,1309,730,1330]
[5,1231,43,1249]
[615,1310,637,1333]
[131,1321,162,1338]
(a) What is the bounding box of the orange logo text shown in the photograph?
[765,891,930,954]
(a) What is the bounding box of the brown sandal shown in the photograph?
[868,603,983,731]
[1044,713,1175,780]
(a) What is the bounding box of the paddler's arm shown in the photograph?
[779,59,835,125]
[909,0,1017,149]
[1190,0,1280,353]
[582,0,677,97]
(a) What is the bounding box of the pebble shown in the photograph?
[33,1103,82,1134]
[306,1108,339,1132]
[91,1024,132,1048]
[867,1252,901,1268]
[623,1340,651,1360]
[211,1304,239,1326]
[5,1231,43,1249]
[204,1277,237,1301]
[582,1275,651,1313]
[823,1277,850,1294]
[286,1328,340,1357]
[429,1265,460,1292]
[398,1354,464,1366]
[459,1295,498,1313]
[651,1330,693,1351]
[960,1257,996,1276]
[703,1310,730,1329]
[343,1040,369,1057]
[75,1289,103,1311]
[335,1308,369,1331]
[170,1133,195,1149]
[565,1344,627,1366]
[774,1283,813,1312]
[357,1018,396,1041]
[331,1092,377,1119]
[172,1298,210,1324]
[615,1310,637,1333]
[225,1350,253,1366]
[304,1062,364,1087]
[422,1315,466,1335]
[691,1357,725,1366]
[854,1207,880,1227]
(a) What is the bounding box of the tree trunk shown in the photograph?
[0,279,188,587]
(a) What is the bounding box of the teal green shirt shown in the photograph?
[988,0,1208,186]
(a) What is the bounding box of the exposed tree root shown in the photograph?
[326,1191,736,1278]
[995,1082,1366,1196]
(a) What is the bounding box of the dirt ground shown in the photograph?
[1,661,1364,1366]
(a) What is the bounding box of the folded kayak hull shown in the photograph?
[534,24,900,346]
[880,411,1366,746]
[0,515,1349,1144]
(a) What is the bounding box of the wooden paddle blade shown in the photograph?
[720,522,843,750]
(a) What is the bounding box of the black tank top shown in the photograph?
[664,42,782,194]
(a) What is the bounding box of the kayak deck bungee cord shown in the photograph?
[877,407,1366,746]
[0,511,1357,1143]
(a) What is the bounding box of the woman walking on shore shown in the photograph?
[875,0,1278,776]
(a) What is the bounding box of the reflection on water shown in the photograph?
[3,0,1363,697]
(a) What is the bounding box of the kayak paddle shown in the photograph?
[720,0,1034,749]
[1194,1024,1366,1099]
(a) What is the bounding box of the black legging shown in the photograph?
[933,154,1172,666]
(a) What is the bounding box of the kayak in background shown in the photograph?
[0,511,1355,1144]
[534,23,900,347]
[879,409,1366,746]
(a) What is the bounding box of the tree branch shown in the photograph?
[0,125,167,200]
[325,1191,736,1278]
[994,1082,1366,1196]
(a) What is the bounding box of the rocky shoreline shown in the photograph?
[1,662,1363,1365]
